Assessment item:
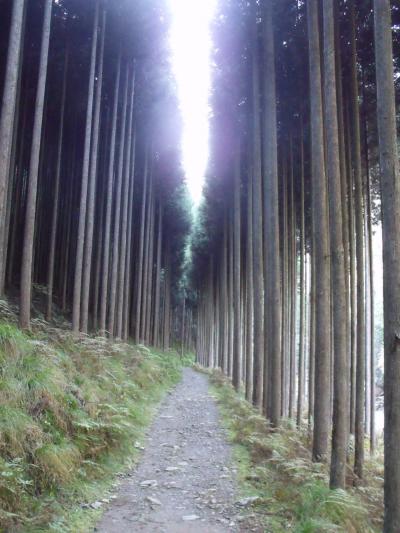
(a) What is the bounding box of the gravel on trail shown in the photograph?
[95,368,257,533]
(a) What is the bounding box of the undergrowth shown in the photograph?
[0,320,184,532]
[208,370,383,533]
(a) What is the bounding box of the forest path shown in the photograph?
[95,368,244,533]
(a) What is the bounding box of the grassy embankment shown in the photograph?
[0,312,187,532]
[208,370,383,533]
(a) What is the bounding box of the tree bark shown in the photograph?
[81,8,106,333]
[323,0,349,489]
[19,0,53,329]
[108,64,129,338]
[252,4,264,409]
[72,1,99,333]
[232,148,241,391]
[373,2,400,530]
[0,0,26,295]
[307,0,331,462]
[350,1,366,480]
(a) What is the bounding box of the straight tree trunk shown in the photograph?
[232,148,241,390]
[153,202,163,346]
[252,5,264,408]
[323,0,349,489]
[135,148,149,342]
[297,125,305,427]
[72,1,99,333]
[245,172,254,402]
[350,1,366,480]
[0,0,26,294]
[373,2,400,530]
[116,67,135,339]
[262,0,281,424]
[19,0,53,329]
[99,50,121,334]
[81,8,106,333]
[108,65,129,337]
[46,45,69,321]
[307,0,331,462]
[123,128,137,340]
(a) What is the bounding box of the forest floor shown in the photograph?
[96,368,262,533]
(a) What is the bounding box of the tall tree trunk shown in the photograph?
[373,2,400,530]
[350,1,366,480]
[252,5,264,408]
[81,8,106,333]
[262,0,281,424]
[123,129,137,340]
[46,45,69,321]
[297,125,305,427]
[135,148,149,342]
[108,64,129,338]
[153,202,163,347]
[0,0,26,295]
[232,148,241,390]
[245,172,254,402]
[116,67,135,339]
[323,0,349,489]
[99,50,121,334]
[307,0,331,462]
[288,137,297,420]
[19,0,53,329]
[72,1,99,333]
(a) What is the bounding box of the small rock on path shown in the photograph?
[95,368,242,532]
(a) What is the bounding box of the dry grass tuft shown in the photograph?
[208,370,383,533]
[0,301,183,531]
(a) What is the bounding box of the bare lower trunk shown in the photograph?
[373,2,400,530]
[20,0,53,329]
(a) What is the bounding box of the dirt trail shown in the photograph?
[95,368,242,532]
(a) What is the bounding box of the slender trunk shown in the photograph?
[262,0,281,424]
[116,67,135,339]
[72,1,99,333]
[245,173,254,402]
[108,65,129,338]
[46,45,69,321]
[232,148,241,390]
[19,0,53,329]
[323,0,349,489]
[81,8,106,333]
[307,0,331,462]
[297,125,305,427]
[153,202,163,347]
[252,6,264,408]
[123,129,137,340]
[350,1,366,480]
[99,50,121,334]
[135,149,149,342]
[0,0,26,294]
[373,2,400,530]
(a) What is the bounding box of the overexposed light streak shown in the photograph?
[168,0,216,205]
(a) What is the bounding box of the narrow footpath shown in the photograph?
[96,368,242,532]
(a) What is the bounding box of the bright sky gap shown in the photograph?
[168,0,217,205]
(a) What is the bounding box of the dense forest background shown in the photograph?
[0,0,400,531]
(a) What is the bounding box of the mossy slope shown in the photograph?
[0,322,183,532]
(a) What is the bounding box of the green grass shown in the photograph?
[0,322,184,532]
[207,370,383,533]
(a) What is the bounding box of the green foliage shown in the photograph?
[0,323,183,531]
[208,370,382,533]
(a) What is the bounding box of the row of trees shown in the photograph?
[0,0,191,346]
[192,0,399,530]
